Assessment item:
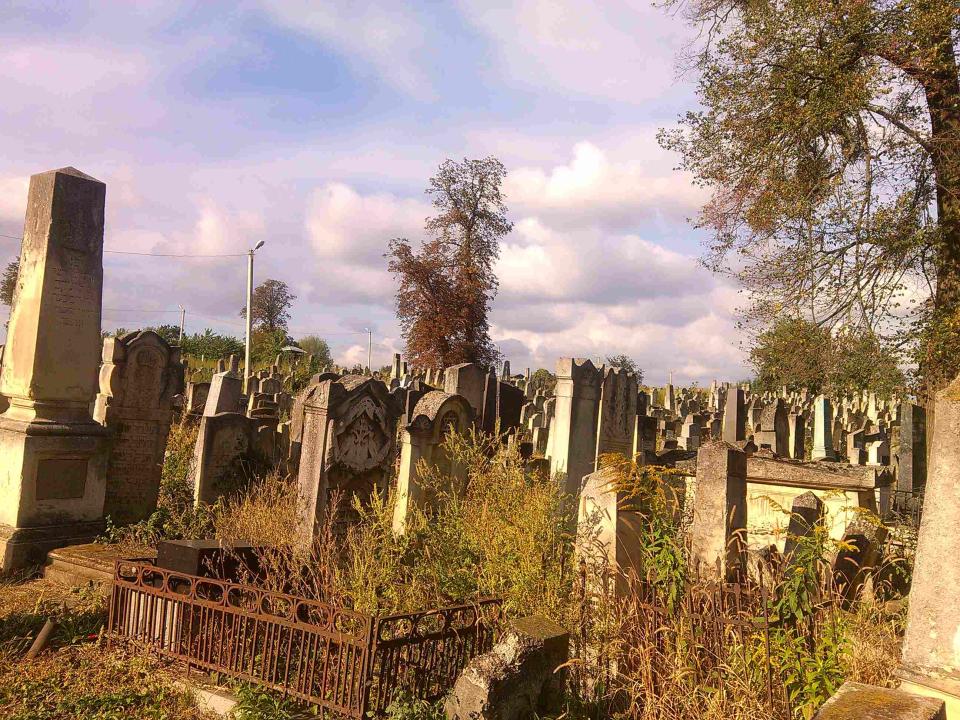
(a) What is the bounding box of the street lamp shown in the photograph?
[244,240,265,392]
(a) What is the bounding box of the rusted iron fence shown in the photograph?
[108,561,501,717]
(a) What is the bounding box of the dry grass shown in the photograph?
[0,643,214,719]
[840,603,905,687]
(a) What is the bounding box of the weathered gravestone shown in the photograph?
[94,330,184,524]
[595,366,638,463]
[549,358,602,496]
[192,413,254,505]
[392,391,473,534]
[185,381,210,417]
[721,386,747,443]
[0,168,111,570]
[204,356,242,416]
[297,375,398,542]
[690,441,747,581]
[899,374,960,715]
[444,363,487,420]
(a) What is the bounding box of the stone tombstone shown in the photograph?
[297,375,398,541]
[595,367,638,465]
[898,401,926,496]
[812,682,945,720]
[445,616,570,720]
[788,411,806,460]
[204,357,242,416]
[186,381,211,417]
[690,441,748,581]
[392,391,473,534]
[192,413,254,505]
[549,359,603,497]
[497,381,525,434]
[722,387,747,443]
[900,374,960,712]
[832,517,887,606]
[576,465,656,589]
[783,491,824,561]
[757,399,789,455]
[812,395,834,460]
[94,330,184,524]
[0,167,111,570]
[480,371,499,434]
[444,363,487,420]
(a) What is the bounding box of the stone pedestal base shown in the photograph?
[0,417,109,572]
[897,667,960,719]
[0,521,105,572]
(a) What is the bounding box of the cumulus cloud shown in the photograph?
[255,0,434,98]
[457,0,693,103]
[303,182,430,304]
[0,2,751,380]
[505,141,707,230]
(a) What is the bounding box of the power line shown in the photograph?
[105,250,246,258]
[0,233,245,258]
[103,308,180,313]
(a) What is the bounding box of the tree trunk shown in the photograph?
[923,36,960,396]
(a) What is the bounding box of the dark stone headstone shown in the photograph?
[156,539,264,582]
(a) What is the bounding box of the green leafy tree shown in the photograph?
[387,157,512,369]
[0,258,18,306]
[751,316,903,395]
[240,279,296,333]
[251,328,293,366]
[180,329,244,360]
[659,0,960,395]
[145,324,182,345]
[606,354,644,383]
[296,335,333,367]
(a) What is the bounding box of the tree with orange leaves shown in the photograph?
[387,157,512,370]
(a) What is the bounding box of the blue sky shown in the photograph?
[0,0,749,384]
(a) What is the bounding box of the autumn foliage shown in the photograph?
[387,157,512,370]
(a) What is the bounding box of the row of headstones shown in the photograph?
[189,360,526,541]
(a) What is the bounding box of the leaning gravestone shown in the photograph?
[192,413,253,505]
[94,330,184,524]
[0,168,111,570]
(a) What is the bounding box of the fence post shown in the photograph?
[360,614,378,717]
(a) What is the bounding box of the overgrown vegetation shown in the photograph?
[83,426,910,719]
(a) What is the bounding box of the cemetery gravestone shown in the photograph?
[0,168,111,570]
[94,330,184,524]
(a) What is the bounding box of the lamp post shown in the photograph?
[244,240,265,392]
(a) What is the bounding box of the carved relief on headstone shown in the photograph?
[94,330,184,523]
[595,366,638,462]
[297,375,400,541]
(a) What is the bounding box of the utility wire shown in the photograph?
[0,233,245,257]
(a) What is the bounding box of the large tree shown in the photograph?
[387,157,512,369]
[659,0,959,394]
[240,278,296,333]
[1,258,18,306]
[751,316,904,396]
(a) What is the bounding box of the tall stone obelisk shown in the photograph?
[0,167,110,570]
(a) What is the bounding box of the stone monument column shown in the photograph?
[898,375,960,715]
[549,358,602,497]
[0,167,111,570]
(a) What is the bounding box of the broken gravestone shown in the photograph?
[445,616,569,720]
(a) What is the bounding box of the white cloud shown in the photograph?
[505,140,707,229]
[256,0,434,97]
[458,0,692,103]
[0,176,28,225]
